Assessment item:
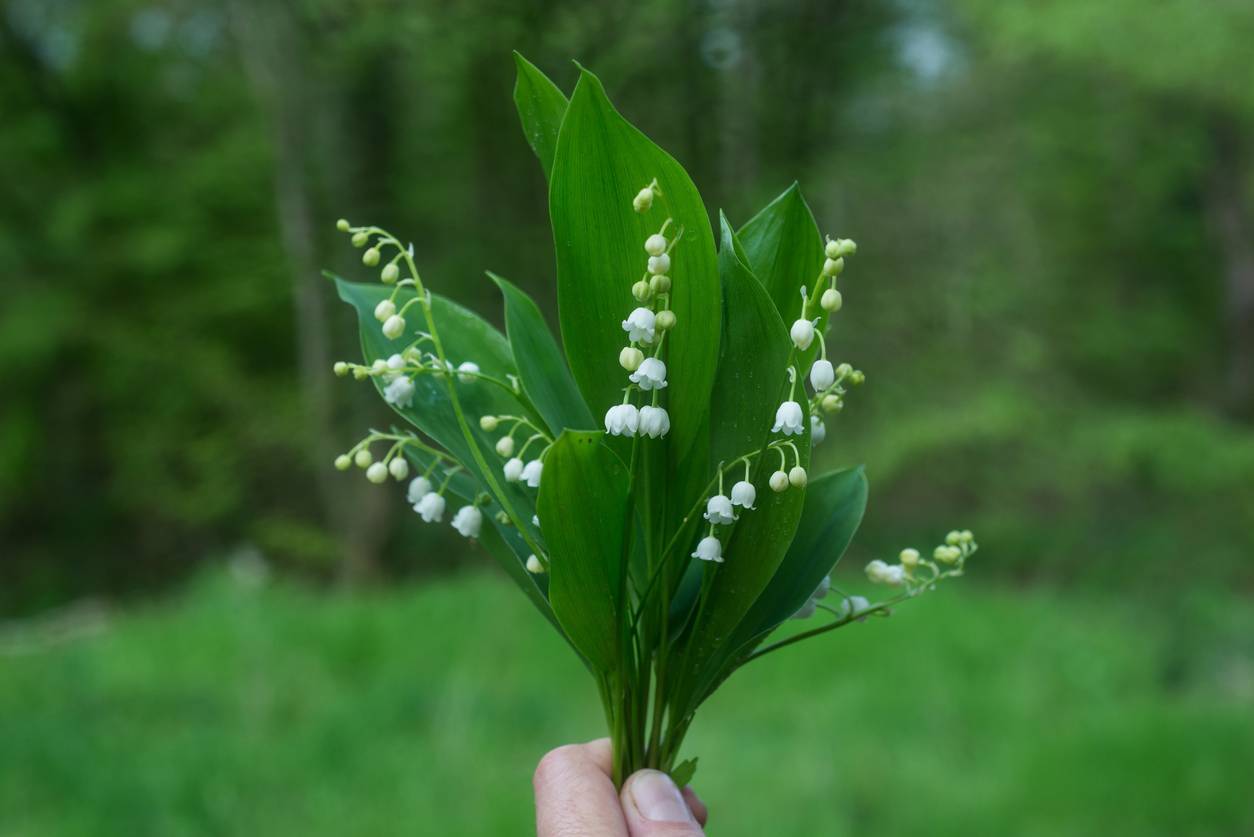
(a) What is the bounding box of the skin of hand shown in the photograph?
[534,739,709,836]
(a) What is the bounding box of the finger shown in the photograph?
[620,769,706,836]
[681,787,708,827]
[534,740,628,837]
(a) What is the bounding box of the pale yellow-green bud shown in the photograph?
[946,530,962,546]
[933,545,961,564]
[820,288,843,312]
[836,362,853,379]
[961,529,974,543]
[334,454,352,471]
[632,280,652,302]
[351,231,369,248]
[381,263,400,284]
[899,547,920,568]
[655,310,677,331]
[822,257,844,277]
[849,370,865,386]
[821,394,843,413]
[649,274,671,294]
[352,366,369,380]
[479,415,499,432]
[769,470,790,492]
[336,218,351,232]
[362,247,381,267]
[788,465,808,488]
[333,361,349,377]
[619,346,645,372]
[825,239,841,259]
[366,462,388,484]
[495,436,515,457]
[354,449,373,468]
[633,187,654,213]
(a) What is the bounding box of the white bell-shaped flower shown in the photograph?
[457,361,480,382]
[622,307,657,344]
[366,462,388,484]
[522,459,543,488]
[730,480,756,509]
[790,318,816,350]
[629,357,668,390]
[772,400,805,435]
[692,535,724,563]
[604,403,640,437]
[374,299,396,322]
[407,476,433,505]
[451,505,483,538]
[415,492,446,523]
[810,415,826,445]
[813,575,831,600]
[503,457,525,482]
[382,314,406,340]
[704,494,737,525]
[810,359,835,391]
[644,234,667,256]
[638,405,670,438]
[791,599,818,619]
[834,595,871,620]
[769,470,790,492]
[647,253,671,275]
[383,375,415,408]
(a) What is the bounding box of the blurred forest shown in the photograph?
[3,0,1254,615]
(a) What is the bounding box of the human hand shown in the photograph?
[534,739,709,836]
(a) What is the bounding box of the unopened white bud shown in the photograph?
[480,415,499,432]
[655,310,676,331]
[633,188,654,213]
[632,280,652,301]
[388,457,409,481]
[822,257,844,277]
[790,318,816,350]
[647,253,671,275]
[899,548,920,568]
[821,394,844,413]
[333,361,349,377]
[825,239,841,259]
[354,449,373,468]
[526,554,546,574]
[495,436,515,457]
[820,288,843,312]
[381,315,406,340]
[645,234,668,256]
[366,462,388,483]
[334,454,352,471]
[769,470,790,492]
[362,247,381,267]
[381,263,400,284]
[788,465,808,488]
[457,361,480,382]
[810,414,826,445]
[810,359,835,391]
[374,299,396,322]
[619,346,645,372]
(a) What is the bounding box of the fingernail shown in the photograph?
[628,770,693,823]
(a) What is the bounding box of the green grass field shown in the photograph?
[2,569,1251,836]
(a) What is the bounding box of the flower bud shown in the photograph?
[480,415,499,432]
[946,530,962,546]
[503,457,525,482]
[495,436,515,457]
[381,263,400,284]
[825,239,841,259]
[632,280,652,301]
[769,470,790,492]
[633,188,654,213]
[352,366,369,380]
[371,359,388,374]
[526,554,546,574]
[351,231,369,248]
[822,256,844,277]
[820,288,843,312]
[961,529,974,543]
[334,454,352,471]
[644,234,668,256]
[362,247,381,267]
[810,359,835,391]
[933,545,960,564]
[899,548,920,568]
[821,394,843,413]
[374,299,396,322]
[849,370,865,386]
[836,362,853,379]
[655,310,676,331]
[810,415,826,445]
[619,346,645,372]
[790,318,815,350]
[649,274,671,294]
[388,457,409,481]
[382,315,406,340]
[336,218,351,232]
[647,253,671,275]
[354,449,373,468]
[333,361,349,377]
[366,462,388,483]
[788,465,808,488]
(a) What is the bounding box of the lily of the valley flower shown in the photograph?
[374,299,396,322]
[810,415,826,445]
[647,253,671,276]
[730,480,756,509]
[645,234,668,256]
[865,559,906,586]
[692,535,724,563]
[415,492,446,523]
[457,361,480,382]
[790,318,816,350]
[526,554,546,574]
[820,288,842,312]
[704,494,737,525]
[451,505,483,538]
[810,359,835,391]
[835,595,871,620]
[769,470,790,492]
[388,457,409,481]
[629,357,667,390]
[605,403,640,436]
[383,375,415,408]
[407,476,433,505]
[495,436,515,457]
[622,308,657,344]
[503,457,525,482]
[638,405,670,438]
[788,465,808,488]
[366,462,388,484]
[382,314,406,340]
[522,459,543,488]
[772,400,805,435]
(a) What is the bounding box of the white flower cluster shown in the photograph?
[866,529,978,594]
[606,183,678,440]
[480,414,549,489]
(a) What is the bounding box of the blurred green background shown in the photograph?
[2,1,1252,834]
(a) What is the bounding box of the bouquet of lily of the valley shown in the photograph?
[328,55,978,786]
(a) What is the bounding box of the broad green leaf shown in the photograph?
[512,52,569,181]
[549,67,721,458]
[538,430,631,674]
[332,276,543,544]
[489,272,595,434]
[737,183,826,328]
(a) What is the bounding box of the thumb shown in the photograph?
[620,770,705,836]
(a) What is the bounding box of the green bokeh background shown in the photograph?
[2,1,1252,833]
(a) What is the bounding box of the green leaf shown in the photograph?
[512,52,569,180]
[669,757,699,788]
[489,272,595,434]
[737,183,825,327]
[549,67,721,458]
[538,430,631,674]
